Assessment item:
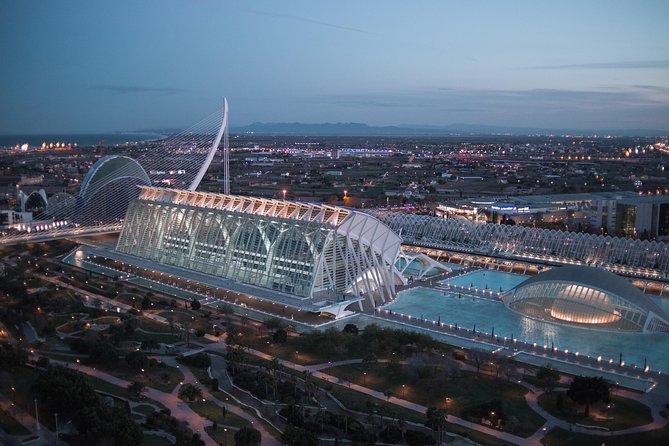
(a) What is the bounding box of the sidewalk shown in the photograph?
[0,393,58,445]
[46,359,218,446]
[158,355,281,446]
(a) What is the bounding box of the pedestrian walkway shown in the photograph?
[158,356,281,446]
[0,393,58,445]
[46,359,218,446]
[218,345,529,445]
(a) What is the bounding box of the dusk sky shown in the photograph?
[2,0,669,133]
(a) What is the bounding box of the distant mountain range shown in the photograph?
[232,122,668,137]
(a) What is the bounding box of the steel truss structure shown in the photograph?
[370,212,669,277]
[116,187,403,307]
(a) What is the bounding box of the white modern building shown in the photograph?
[503,265,669,332]
[116,186,415,308]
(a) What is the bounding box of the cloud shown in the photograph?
[246,9,371,34]
[524,60,669,70]
[629,84,669,93]
[93,85,185,94]
[318,86,669,129]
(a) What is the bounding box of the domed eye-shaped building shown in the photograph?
[503,265,669,332]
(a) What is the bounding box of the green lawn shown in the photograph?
[205,426,236,445]
[541,425,669,446]
[0,408,31,436]
[99,361,184,393]
[123,330,181,345]
[139,317,174,333]
[325,362,544,437]
[39,352,184,393]
[86,375,134,400]
[142,433,175,446]
[313,374,516,446]
[537,391,653,431]
[133,404,157,416]
[188,400,253,429]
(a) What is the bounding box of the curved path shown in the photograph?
[214,344,668,446]
[46,359,218,446]
[158,355,281,446]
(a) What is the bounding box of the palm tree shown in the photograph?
[178,383,203,402]
[269,358,280,400]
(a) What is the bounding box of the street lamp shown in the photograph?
[344,190,348,199]
[402,384,406,398]
[282,189,287,200]
[363,372,367,386]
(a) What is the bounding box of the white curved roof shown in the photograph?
[137,186,403,267]
[515,265,668,318]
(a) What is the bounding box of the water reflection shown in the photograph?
[385,287,669,372]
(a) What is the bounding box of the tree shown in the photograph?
[177,352,211,369]
[141,295,152,310]
[426,406,447,443]
[469,349,491,376]
[35,366,142,446]
[380,424,403,444]
[567,376,610,417]
[141,339,160,352]
[273,328,288,344]
[126,351,150,370]
[124,316,139,334]
[191,299,201,311]
[426,407,447,430]
[0,343,28,369]
[343,323,359,335]
[536,365,561,393]
[405,429,435,446]
[88,338,118,364]
[235,426,262,446]
[264,317,286,333]
[556,392,565,411]
[281,426,317,446]
[127,381,146,399]
[178,383,202,402]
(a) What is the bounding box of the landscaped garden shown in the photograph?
[324,361,545,437]
[541,425,669,446]
[537,390,652,430]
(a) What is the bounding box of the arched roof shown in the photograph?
[514,265,668,318]
[23,190,48,212]
[79,155,150,203]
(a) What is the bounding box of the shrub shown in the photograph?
[380,425,403,444]
[177,352,211,369]
[343,323,359,335]
[235,426,261,446]
[405,429,435,446]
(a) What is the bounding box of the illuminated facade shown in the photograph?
[503,266,669,332]
[116,187,404,307]
[370,211,669,277]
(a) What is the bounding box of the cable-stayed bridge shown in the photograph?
[0,99,229,246]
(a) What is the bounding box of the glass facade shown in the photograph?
[502,266,669,332]
[117,187,402,306]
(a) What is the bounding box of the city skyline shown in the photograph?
[1,0,669,133]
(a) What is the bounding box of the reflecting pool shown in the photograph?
[442,269,527,293]
[384,286,669,373]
